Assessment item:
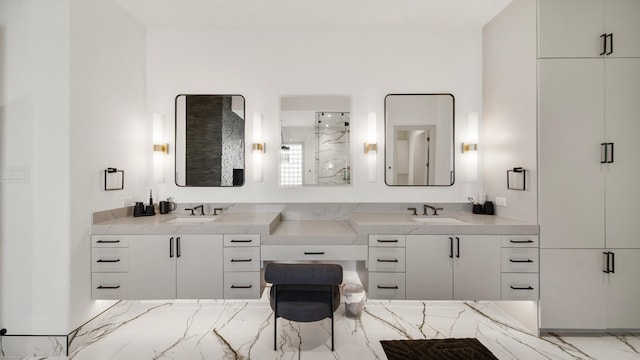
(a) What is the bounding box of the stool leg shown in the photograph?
[331,314,334,351]
[273,315,277,351]
[331,286,335,351]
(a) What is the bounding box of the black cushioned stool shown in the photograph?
[264,263,343,351]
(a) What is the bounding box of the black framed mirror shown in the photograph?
[385,94,455,186]
[175,94,245,187]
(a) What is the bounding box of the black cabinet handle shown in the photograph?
[611,251,615,273]
[600,33,607,55]
[377,258,399,263]
[603,251,611,273]
[377,285,399,289]
[176,237,181,258]
[510,239,534,244]
[509,259,534,263]
[510,286,534,290]
[230,239,253,243]
[377,239,399,243]
[97,240,120,244]
[456,237,460,258]
[97,285,120,289]
[169,237,174,258]
[607,143,614,163]
[230,285,253,289]
[230,258,252,262]
[96,259,120,263]
[449,237,454,258]
[601,143,608,163]
[304,252,325,255]
[607,33,614,55]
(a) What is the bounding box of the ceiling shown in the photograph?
[114,0,514,29]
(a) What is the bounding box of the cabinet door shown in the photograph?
[176,235,223,299]
[405,235,452,300]
[604,0,640,58]
[538,0,604,58]
[540,249,606,329]
[128,235,176,299]
[538,59,605,249]
[453,236,501,300]
[606,250,640,328]
[604,59,640,249]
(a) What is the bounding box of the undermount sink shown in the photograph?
[162,216,218,224]
[410,217,465,224]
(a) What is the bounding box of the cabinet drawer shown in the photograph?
[91,235,129,248]
[224,272,261,299]
[502,248,539,273]
[369,234,406,247]
[91,248,129,272]
[501,273,539,300]
[224,247,260,272]
[92,273,128,299]
[223,234,260,247]
[368,273,405,300]
[501,235,539,248]
[261,245,367,261]
[368,247,405,272]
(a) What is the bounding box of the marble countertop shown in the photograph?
[91,212,282,235]
[92,208,538,243]
[349,212,539,236]
[263,220,358,245]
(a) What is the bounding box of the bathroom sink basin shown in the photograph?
[410,217,465,224]
[162,216,218,224]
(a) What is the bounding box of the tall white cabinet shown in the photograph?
[538,0,640,58]
[537,0,640,330]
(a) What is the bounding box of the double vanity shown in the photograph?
[91,205,538,303]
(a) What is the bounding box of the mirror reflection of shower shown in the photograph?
[316,112,350,185]
[279,95,352,187]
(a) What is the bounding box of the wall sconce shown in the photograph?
[364,143,377,153]
[153,114,167,183]
[153,144,169,154]
[461,143,478,153]
[252,112,264,182]
[366,112,377,182]
[460,112,479,182]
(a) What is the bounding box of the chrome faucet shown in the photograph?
[185,204,205,216]
[423,204,444,216]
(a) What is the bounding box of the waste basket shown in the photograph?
[342,283,366,319]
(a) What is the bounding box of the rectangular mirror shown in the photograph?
[280,95,351,186]
[175,94,245,187]
[385,94,455,186]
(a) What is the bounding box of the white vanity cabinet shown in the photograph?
[367,235,406,300]
[91,234,223,300]
[538,0,640,58]
[175,235,224,299]
[223,234,261,299]
[405,235,501,300]
[500,235,539,301]
[91,235,130,299]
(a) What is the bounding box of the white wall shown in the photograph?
[482,0,538,223]
[69,0,148,330]
[0,0,71,334]
[0,0,148,336]
[148,27,484,203]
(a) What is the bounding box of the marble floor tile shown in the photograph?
[5,297,640,360]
